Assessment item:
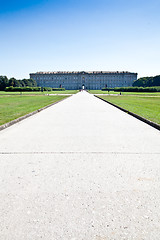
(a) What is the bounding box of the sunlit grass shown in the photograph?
[0,90,78,95]
[0,95,69,125]
[98,95,160,125]
[89,90,160,96]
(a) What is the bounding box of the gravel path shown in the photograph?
[0,91,160,240]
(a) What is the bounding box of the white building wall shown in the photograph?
[30,72,137,90]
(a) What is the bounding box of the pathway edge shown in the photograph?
[0,95,71,131]
[95,95,160,131]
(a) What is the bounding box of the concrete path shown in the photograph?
[0,91,160,240]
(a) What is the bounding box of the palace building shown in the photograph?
[30,71,137,90]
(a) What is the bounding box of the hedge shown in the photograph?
[52,88,65,91]
[5,87,41,92]
[102,87,160,92]
[5,87,66,92]
[113,87,160,92]
[42,87,52,91]
[102,88,114,91]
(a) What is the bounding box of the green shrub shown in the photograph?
[5,87,41,92]
[52,88,65,91]
[43,87,52,91]
[113,87,160,92]
[32,87,41,91]
[102,88,114,91]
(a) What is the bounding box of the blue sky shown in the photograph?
[0,0,160,79]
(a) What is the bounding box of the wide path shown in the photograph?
[0,91,160,240]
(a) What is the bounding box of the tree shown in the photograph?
[9,78,17,87]
[0,76,37,90]
[0,76,9,90]
[133,75,160,87]
[21,78,37,87]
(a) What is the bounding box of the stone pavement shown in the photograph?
[0,91,160,240]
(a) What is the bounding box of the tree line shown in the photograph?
[133,75,160,87]
[0,76,37,91]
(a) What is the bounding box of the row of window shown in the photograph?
[38,80,129,83]
[35,76,132,80]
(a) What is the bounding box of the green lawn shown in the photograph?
[98,95,160,125]
[89,90,160,96]
[0,90,78,95]
[0,95,69,125]
[89,90,115,94]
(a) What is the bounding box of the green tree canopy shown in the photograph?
[0,76,9,90]
[133,75,160,87]
[0,76,37,90]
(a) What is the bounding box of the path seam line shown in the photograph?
[0,152,159,155]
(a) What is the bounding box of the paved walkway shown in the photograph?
[0,91,160,239]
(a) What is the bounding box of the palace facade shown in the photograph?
[30,71,137,90]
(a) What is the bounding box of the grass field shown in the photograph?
[0,90,78,95]
[89,90,160,95]
[98,95,160,125]
[0,95,69,125]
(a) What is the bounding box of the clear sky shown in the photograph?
[0,0,160,79]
